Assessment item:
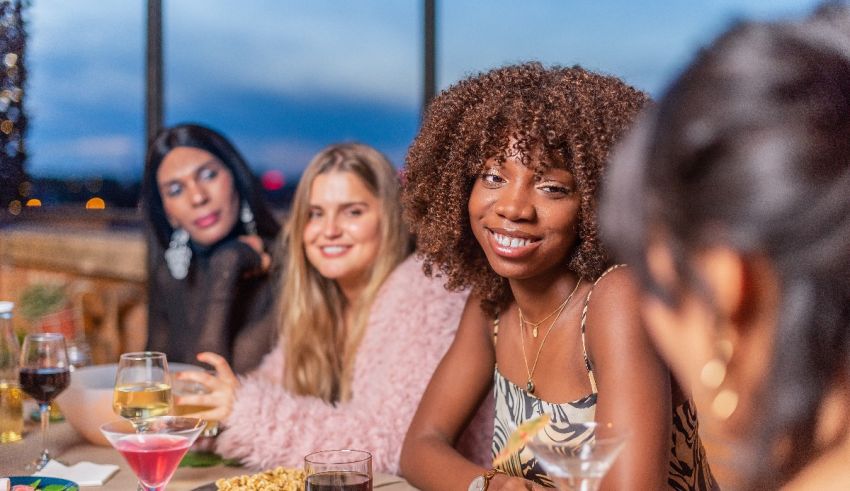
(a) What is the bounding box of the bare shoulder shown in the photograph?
[584,266,643,349]
[586,265,640,312]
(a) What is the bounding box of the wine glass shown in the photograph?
[525,421,628,491]
[19,333,71,470]
[100,416,205,491]
[305,449,373,491]
[113,352,173,430]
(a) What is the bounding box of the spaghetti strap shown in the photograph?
[579,264,626,394]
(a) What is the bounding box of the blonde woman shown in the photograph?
[175,142,490,473]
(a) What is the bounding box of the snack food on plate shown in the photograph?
[215,467,305,491]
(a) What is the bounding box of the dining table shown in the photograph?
[0,418,417,490]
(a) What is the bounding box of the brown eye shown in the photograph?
[480,171,504,186]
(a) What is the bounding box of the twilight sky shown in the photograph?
[24,0,823,183]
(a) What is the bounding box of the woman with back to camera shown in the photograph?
[600,6,850,490]
[143,123,280,374]
[400,62,716,490]
[175,142,491,473]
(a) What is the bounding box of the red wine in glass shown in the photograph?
[19,333,70,471]
[306,471,372,491]
[19,367,70,403]
[305,450,373,491]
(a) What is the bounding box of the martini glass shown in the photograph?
[100,416,205,491]
[525,421,628,491]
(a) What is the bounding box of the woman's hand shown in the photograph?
[174,352,240,422]
[238,235,271,274]
[489,474,545,491]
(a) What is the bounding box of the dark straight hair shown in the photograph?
[601,5,850,489]
[142,123,280,249]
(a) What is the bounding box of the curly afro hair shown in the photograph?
[403,62,649,317]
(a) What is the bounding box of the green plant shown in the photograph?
[18,283,68,322]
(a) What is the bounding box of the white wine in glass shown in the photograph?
[113,352,172,428]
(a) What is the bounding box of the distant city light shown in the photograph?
[85,197,106,209]
[25,198,41,207]
[261,170,285,191]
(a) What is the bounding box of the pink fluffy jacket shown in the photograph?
[215,255,494,473]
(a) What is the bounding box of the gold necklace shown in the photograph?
[519,282,579,338]
[519,279,582,394]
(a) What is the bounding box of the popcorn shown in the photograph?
[216,467,305,491]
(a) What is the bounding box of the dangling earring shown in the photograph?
[165,228,192,280]
[240,200,257,235]
[700,337,738,420]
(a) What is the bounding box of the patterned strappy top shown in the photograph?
[491,265,718,490]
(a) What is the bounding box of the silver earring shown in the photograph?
[241,200,257,235]
[165,228,192,280]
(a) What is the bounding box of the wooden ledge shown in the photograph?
[0,225,146,282]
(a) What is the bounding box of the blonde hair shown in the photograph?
[280,142,409,402]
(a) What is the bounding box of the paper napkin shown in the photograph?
[32,460,120,487]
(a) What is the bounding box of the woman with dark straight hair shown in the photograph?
[601,5,850,489]
[142,123,280,373]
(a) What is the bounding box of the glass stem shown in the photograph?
[39,402,50,464]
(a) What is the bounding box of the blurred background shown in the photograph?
[0,0,825,364]
[2,0,824,212]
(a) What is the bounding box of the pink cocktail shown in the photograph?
[117,434,191,488]
[101,416,205,491]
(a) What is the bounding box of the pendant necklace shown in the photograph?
[519,279,582,394]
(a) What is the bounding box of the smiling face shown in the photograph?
[157,146,240,246]
[468,143,580,281]
[302,171,382,297]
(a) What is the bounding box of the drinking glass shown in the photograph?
[113,352,172,430]
[19,332,70,470]
[172,372,219,437]
[101,416,205,491]
[305,449,373,491]
[525,422,628,491]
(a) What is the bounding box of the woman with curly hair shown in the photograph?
[400,63,716,490]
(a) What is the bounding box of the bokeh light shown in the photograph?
[8,199,21,215]
[25,198,41,207]
[261,170,285,191]
[85,197,106,209]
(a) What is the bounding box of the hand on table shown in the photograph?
[174,352,240,422]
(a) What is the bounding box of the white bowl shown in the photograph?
[56,362,201,446]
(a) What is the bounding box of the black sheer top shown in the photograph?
[146,237,278,374]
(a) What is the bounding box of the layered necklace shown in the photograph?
[518,279,582,394]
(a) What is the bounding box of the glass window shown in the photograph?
[15,0,828,210]
[25,1,145,208]
[164,1,420,206]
